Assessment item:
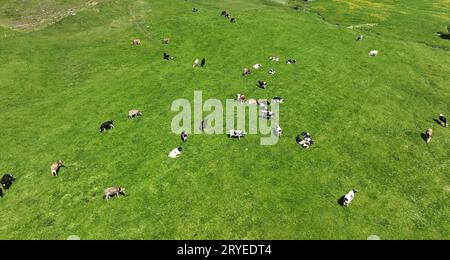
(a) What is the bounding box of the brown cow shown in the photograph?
[50,160,64,177]
[162,38,170,44]
[242,68,251,76]
[104,187,125,200]
[425,128,433,143]
[128,109,143,119]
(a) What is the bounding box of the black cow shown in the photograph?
[201,58,206,67]
[163,52,171,60]
[225,13,230,19]
[192,8,199,13]
[99,120,115,132]
[1,174,14,190]
[221,11,227,16]
[0,187,3,198]
[230,18,236,23]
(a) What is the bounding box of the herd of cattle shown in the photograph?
[1,8,448,210]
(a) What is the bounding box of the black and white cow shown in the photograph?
[230,18,236,23]
[1,174,14,190]
[343,189,357,207]
[439,114,448,127]
[229,129,245,140]
[181,131,188,142]
[286,59,297,64]
[99,120,115,132]
[258,80,268,89]
[272,97,284,103]
[163,52,171,60]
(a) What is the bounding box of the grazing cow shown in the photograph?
[286,59,297,64]
[269,56,280,62]
[258,80,267,89]
[0,187,3,198]
[50,160,64,177]
[425,128,433,143]
[225,13,230,19]
[193,59,199,67]
[258,99,270,107]
[221,11,227,16]
[272,97,284,103]
[1,174,14,190]
[268,68,276,75]
[99,120,115,132]
[253,64,262,70]
[104,187,125,200]
[274,125,282,137]
[242,68,251,76]
[236,93,246,102]
[201,58,206,67]
[128,109,142,119]
[230,18,236,23]
[168,147,183,158]
[356,35,364,41]
[439,114,448,127]
[229,129,245,140]
[132,39,141,45]
[162,38,170,44]
[369,50,378,56]
[181,131,188,142]
[163,52,171,60]
[343,189,357,207]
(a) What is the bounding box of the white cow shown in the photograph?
[253,63,262,69]
[193,59,200,67]
[369,50,378,56]
[343,189,357,207]
[269,56,279,62]
[168,147,182,158]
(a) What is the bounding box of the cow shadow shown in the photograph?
[337,196,345,207]
[433,119,443,126]
[420,132,428,142]
[437,32,450,40]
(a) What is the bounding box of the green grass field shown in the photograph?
[0,0,449,240]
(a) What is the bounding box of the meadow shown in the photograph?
[0,0,449,240]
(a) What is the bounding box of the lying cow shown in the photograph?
[236,93,246,103]
[247,99,258,105]
[229,129,246,140]
[269,56,280,62]
[253,64,262,70]
[343,189,357,207]
[268,68,276,75]
[356,35,364,41]
[286,59,297,64]
[221,11,227,16]
[192,8,199,13]
[261,110,275,119]
[132,39,141,45]
[439,114,448,127]
[50,160,64,177]
[369,50,378,56]
[230,18,236,23]
[104,187,125,200]
[128,109,142,119]
[272,97,284,103]
[99,120,115,132]
[168,147,183,158]
[162,38,170,44]
[425,128,433,143]
[242,68,251,76]
[1,174,14,189]
[163,52,172,60]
